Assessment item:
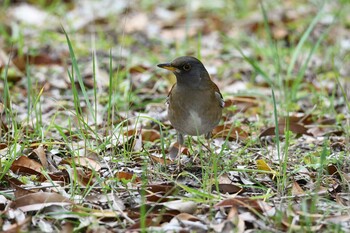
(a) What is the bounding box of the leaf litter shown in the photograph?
[1,0,350,232]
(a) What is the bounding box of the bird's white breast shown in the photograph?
[185,110,204,135]
[189,110,202,126]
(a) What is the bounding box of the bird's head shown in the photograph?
[157,56,210,88]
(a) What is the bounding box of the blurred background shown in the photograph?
[0,0,349,124]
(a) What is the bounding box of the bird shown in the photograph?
[157,56,224,158]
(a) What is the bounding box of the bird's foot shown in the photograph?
[168,143,180,161]
[168,142,184,172]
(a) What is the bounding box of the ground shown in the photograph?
[0,0,350,232]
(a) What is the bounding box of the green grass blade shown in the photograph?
[287,5,324,77]
[234,44,274,87]
[62,26,96,123]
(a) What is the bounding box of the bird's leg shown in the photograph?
[169,132,184,171]
[192,132,212,164]
[176,132,184,171]
[178,132,184,146]
[204,132,213,153]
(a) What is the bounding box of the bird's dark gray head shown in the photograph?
[157,56,211,88]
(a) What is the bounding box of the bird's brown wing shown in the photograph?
[212,83,224,108]
[166,84,177,105]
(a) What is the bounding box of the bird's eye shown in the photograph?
[183,64,191,71]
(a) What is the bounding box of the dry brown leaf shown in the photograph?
[279,115,313,125]
[116,171,141,183]
[77,169,95,186]
[61,156,101,171]
[308,127,343,137]
[33,145,48,169]
[126,204,179,229]
[0,143,7,150]
[5,176,25,186]
[147,183,177,194]
[212,184,243,194]
[146,193,172,203]
[259,121,310,137]
[327,164,339,176]
[217,173,232,184]
[127,217,160,230]
[215,197,272,214]
[224,96,258,108]
[11,156,43,175]
[38,171,70,183]
[141,129,161,142]
[326,214,350,224]
[163,200,197,214]
[227,207,245,233]
[12,192,72,212]
[63,166,95,187]
[291,180,305,196]
[149,154,175,165]
[128,204,179,220]
[125,129,161,142]
[213,124,249,140]
[6,176,37,198]
[145,184,177,203]
[175,213,200,222]
[12,53,62,72]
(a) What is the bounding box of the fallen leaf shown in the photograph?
[147,183,177,194]
[327,164,339,176]
[6,176,37,198]
[149,154,175,165]
[0,143,7,150]
[116,171,141,183]
[61,156,101,171]
[163,200,197,214]
[126,217,160,230]
[212,183,243,194]
[12,53,62,71]
[256,159,277,176]
[12,192,72,212]
[326,214,350,224]
[32,145,48,169]
[38,171,70,183]
[145,183,178,203]
[11,156,43,175]
[259,122,310,137]
[224,96,259,108]
[215,197,272,214]
[291,180,305,196]
[175,213,201,222]
[213,124,249,140]
[125,128,161,142]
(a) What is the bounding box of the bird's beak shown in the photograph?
[157,63,178,72]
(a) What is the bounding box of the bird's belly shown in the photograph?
[185,110,204,135]
[168,105,221,136]
[167,87,222,136]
